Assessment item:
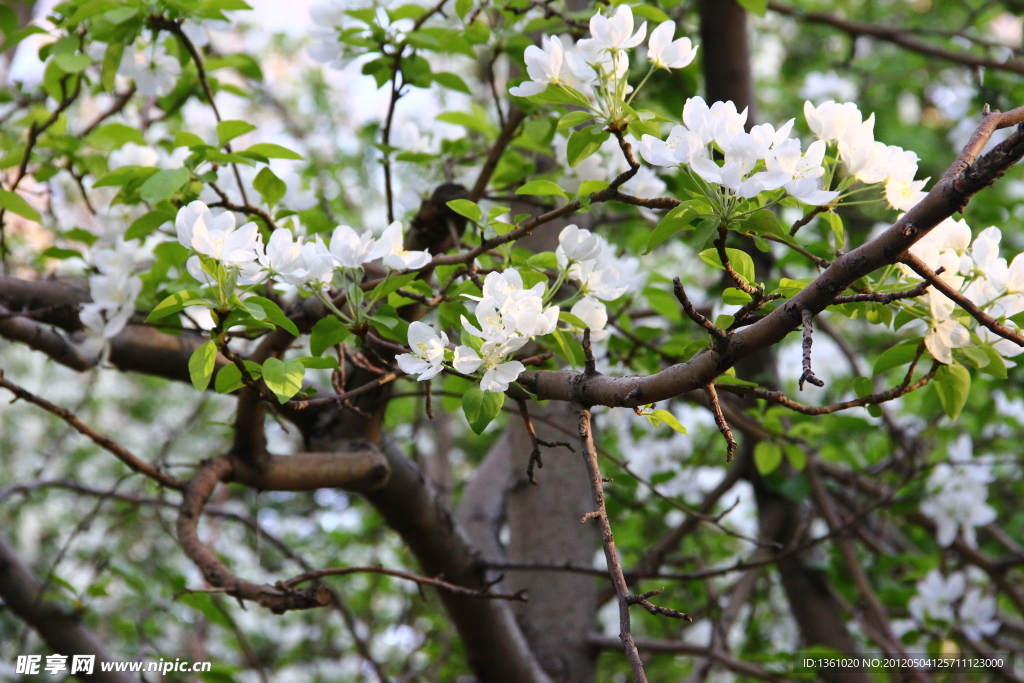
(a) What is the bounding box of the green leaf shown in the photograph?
[41,247,82,260]
[516,180,567,198]
[644,206,697,254]
[578,180,609,196]
[446,199,483,223]
[557,111,593,132]
[825,210,844,248]
[86,123,146,150]
[527,252,558,271]
[243,143,304,160]
[188,341,218,391]
[253,167,286,208]
[872,339,922,376]
[526,84,592,109]
[53,52,92,73]
[214,361,263,394]
[722,287,753,305]
[147,290,208,322]
[979,346,1008,379]
[124,210,174,241]
[0,189,40,222]
[174,131,207,148]
[736,0,767,16]
[853,376,874,398]
[566,126,609,168]
[754,441,783,475]
[699,247,756,285]
[647,409,688,434]
[298,356,339,369]
[139,168,191,204]
[691,218,718,250]
[462,387,504,434]
[455,0,472,18]
[436,111,498,137]
[934,363,970,421]
[262,357,306,403]
[432,72,471,94]
[244,296,299,336]
[217,120,257,146]
[745,209,788,239]
[783,444,806,471]
[309,316,351,357]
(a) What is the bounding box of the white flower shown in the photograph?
[453,337,529,392]
[908,570,964,624]
[647,21,697,70]
[920,451,996,547]
[119,42,181,98]
[510,35,569,97]
[396,322,448,381]
[571,296,609,340]
[192,217,261,266]
[93,241,143,279]
[556,224,602,266]
[885,177,929,211]
[369,221,432,270]
[766,138,839,205]
[683,96,747,147]
[838,113,890,183]
[803,100,860,143]
[298,237,336,290]
[328,225,376,268]
[959,588,1000,641]
[80,273,142,339]
[637,125,706,167]
[259,229,306,279]
[589,5,647,53]
[924,288,971,365]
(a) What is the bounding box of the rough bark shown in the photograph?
[505,401,598,683]
[0,535,133,683]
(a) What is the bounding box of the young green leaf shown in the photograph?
[217,120,257,146]
[462,387,504,434]
[934,363,971,421]
[147,290,208,322]
[214,361,263,394]
[0,189,40,222]
[262,357,306,403]
[188,341,218,391]
[446,199,482,223]
[516,180,568,198]
[699,248,756,285]
[309,316,351,357]
[253,167,286,208]
[647,409,688,434]
[754,441,783,475]
[245,296,299,336]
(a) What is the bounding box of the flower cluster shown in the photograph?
[900,570,1000,642]
[920,439,996,548]
[81,242,144,348]
[510,6,697,121]
[903,220,1024,363]
[173,202,431,297]
[557,225,641,340]
[118,42,181,98]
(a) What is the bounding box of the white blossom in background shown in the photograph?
[396,322,448,381]
[908,570,964,624]
[800,70,858,103]
[509,36,573,97]
[119,42,181,98]
[588,4,647,53]
[923,288,970,365]
[959,587,1001,640]
[920,437,996,547]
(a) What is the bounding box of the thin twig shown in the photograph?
[281,566,527,602]
[0,373,182,489]
[704,383,737,462]
[673,277,729,345]
[798,308,825,390]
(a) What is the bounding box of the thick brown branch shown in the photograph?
[0,535,133,683]
[176,456,332,613]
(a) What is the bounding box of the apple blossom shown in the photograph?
[370,221,432,270]
[453,338,529,392]
[328,225,376,268]
[647,21,698,70]
[119,42,181,98]
[589,5,647,53]
[396,322,449,381]
[510,36,571,98]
